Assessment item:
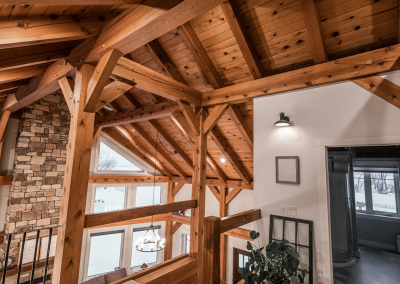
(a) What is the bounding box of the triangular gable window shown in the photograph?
[97,141,142,172]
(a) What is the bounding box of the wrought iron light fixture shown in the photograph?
[274,112,291,127]
[136,133,165,252]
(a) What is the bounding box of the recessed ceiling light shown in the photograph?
[103,105,113,111]
[220,158,226,163]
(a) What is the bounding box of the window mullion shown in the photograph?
[365,173,373,213]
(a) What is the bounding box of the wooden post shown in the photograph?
[203,216,221,284]
[164,181,175,261]
[190,109,207,283]
[53,63,96,284]
[220,186,228,281]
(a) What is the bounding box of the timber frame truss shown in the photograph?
[1,1,400,283]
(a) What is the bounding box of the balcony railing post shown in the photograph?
[203,216,220,284]
[16,232,27,284]
[43,227,53,284]
[1,234,12,284]
[30,230,40,284]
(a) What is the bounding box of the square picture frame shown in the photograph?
[276,156,300,185]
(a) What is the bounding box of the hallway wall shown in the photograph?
[254,70,400,284]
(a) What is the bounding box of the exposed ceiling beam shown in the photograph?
[171,112,227,183]
[84,0,227,63]
[226,105,253,153]
[300,0,327,64]
[0,79,31,93]
[92,80,135,113]
[0,14,115,50]
[220,0,267,79]
[0,63,49,85]
[179,22,224,89]
[203,104,229,135]
[226,188,242,204]
[1,1,143,4]
[108,125,172,176]
[113,57,202,105]
[58,77,75,113]
[352,75,400,108]
[0,41,80,72]
[3,60,74,112]
[126,123,188,178]
[177,100,199,135]
[0,110,11,142]
[144,40,187,84]
[202,44,400,106]
[85,49,123,112]
[208,185,220,201]
[95,101,180,127]
[209,126,252,185]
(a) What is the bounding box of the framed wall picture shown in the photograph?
[276,156,300,184]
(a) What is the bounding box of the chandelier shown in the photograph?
[136,133,165,252]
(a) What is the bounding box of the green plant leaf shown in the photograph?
[287,247,300,258]
[247,241,253,250]
[250,230,259,240]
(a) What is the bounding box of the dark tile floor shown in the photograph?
[333,246,400,284]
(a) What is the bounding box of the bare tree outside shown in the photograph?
[354,173,365,192]
[98,151,118,170]
[371,173,394,194]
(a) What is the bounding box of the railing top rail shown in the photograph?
[219,209,261,234]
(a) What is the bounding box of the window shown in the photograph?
[87,231,124,277]
[135,186,161,208]
[181,234,190,254]
[97,141,142,172]
[94,186,126,213]
[354,170,399,217]
[131,226,161,269]
[233,248,250,283]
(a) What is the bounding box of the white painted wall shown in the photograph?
[254,70,400,284]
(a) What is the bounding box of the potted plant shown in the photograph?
[240,231,308,284]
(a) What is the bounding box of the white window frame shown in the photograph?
[80,182,167,282]
[93,135,148,175]
[180,229,190,255]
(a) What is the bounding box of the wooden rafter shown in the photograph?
[177,100,200,135]
[352,75,400,108]
[202,44,400,106]
[0,79,30,93]
[227,105,253,152]
[0,14,115,50]
[92,80,135,113]
[0,0,143,4]
[92,126,102,145]
[84,0,227,63]
[95,102,180,127]
[209,126,252,185]
[206,155,227,183]
[172,222,183,234]
[144,40,187,84]
[172,183,185,196]
[85,49,122,112]
[0,110,11,158]
[300,0,327,64]
[220,0,267,79]
[203,104,229,135]
[179,22,224,89]
[0,63,48,85]
[126,123,188,178]
[0,41,78,72]
[110,125,172,176]
[4,60,74,112]
[113,57,202,105]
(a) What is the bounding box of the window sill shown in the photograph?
[356,212,400,223]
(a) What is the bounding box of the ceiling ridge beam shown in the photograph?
[221,0,268,79]
[300,0,327,64]
[179,22,224,89]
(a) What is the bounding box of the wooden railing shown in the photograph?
[84,200,197,229]
[203,209,261,283]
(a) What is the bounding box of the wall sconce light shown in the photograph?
[274,112,291,127]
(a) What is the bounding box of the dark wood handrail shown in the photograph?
[84,200,197,229]
[0,257,54,278]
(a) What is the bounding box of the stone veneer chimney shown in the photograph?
[0,91,70,283]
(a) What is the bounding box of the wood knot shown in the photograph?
[369,84,375,88]
[17,21,28,29]
[306,82,313,87]
[98,15,106,22]
[77,210,83,216]
[332,32,339,37]
[50,14,59,20]
[378,61,384,65]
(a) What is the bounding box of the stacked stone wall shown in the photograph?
[0,91,70,283]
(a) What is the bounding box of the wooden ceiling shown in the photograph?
[1,0,399,186]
